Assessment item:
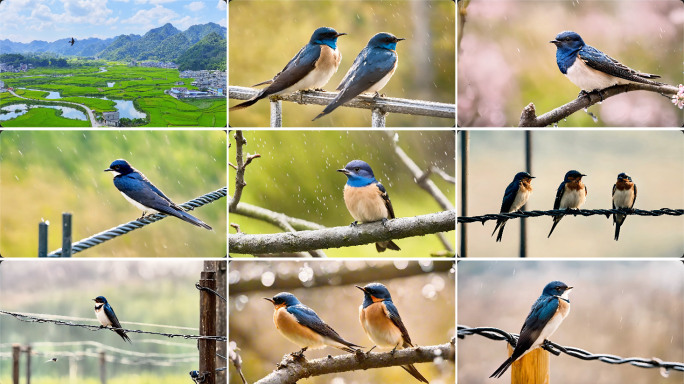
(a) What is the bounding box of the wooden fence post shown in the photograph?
[62,213,72,257]
[509,344,550,384]
[199,271,217,384]
[12,344,21,384]
[38,222,48,257]
[24,345,31,384]
[99,351,106,384]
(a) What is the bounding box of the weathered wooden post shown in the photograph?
[509,344,550,384]
[24,345,31,384]
[62,213,72,257]
[99,351,106,384]
[199,271,217,384]
[371,108,386,127]
[13,344,21,384]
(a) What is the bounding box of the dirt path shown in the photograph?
[7,89,102,127]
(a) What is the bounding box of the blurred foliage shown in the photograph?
[0,260,205,382]
[457,1,683,126]
[0,130,227,257]
[458,260,683,384]
[229,0,455,127]
[229,260,455,384]
[458,130,684,257]
[229,130,455,257]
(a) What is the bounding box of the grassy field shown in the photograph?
[0,63,226,126]
[1,106,90,127]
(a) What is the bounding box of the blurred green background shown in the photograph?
[457,130,684,257]
[229,260,455,384]
[0,130,227,257]
[458,260,683,384]
[0,259,217,384]
[457,0,683,126]
[228,130,455,257]
[229,0,455,127]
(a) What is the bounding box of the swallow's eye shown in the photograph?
[354,168,360,172]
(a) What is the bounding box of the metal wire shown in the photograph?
[195,282,227,302]
[457,325,684,372]
[457,208,683,224]
[47,187,227,256]
[0,310,226,342]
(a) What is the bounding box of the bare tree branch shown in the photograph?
[230,130,261,211]
[255,341,455,384]
[229,210,455,255]
[229,341,248,384]
[231,202,326,232]
[519,83,679,127]
[229,261,454,294]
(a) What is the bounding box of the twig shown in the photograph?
[229,210,455,254]
[255,341,454,384]
[231,202,326,232]
[230,130,261,211]
[519,83,680,127]
[230,341,249,384]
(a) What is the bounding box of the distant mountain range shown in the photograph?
[0,23,226,69]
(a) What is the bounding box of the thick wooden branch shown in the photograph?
[229,261,454,294]
[228,210,455,254]
[255,341,454,384]
[519,83,680,127]
[229,86,455,119]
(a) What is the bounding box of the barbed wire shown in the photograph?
[195,282,227,302]
[458,325,684,372]
[47,186,227,256]
[0,310,226,342]
[0,311,199,331]
[457,208,683,224]
[0,350,198,366]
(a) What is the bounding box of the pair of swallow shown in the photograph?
[338,160,400,252]
[265,283,429,383]
[550,31,664,96]
[93,296,131,343]
[490,281,573,378]
[105,159,212,230]
[493,171,636,240]
[230,27,404,120]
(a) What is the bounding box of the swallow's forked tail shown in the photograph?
[401,363,429,383]
[489,356,513,379]
[547,216,563,238]
[175,209,212,230]
[492,219,507,242]
[376,240,401,252]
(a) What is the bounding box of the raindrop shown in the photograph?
[261,271,275,287]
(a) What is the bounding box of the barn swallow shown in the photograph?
[69,37,75,46]
[265,292,361,354]
[338,160,400,252]
[490,281,573,378]
[548,170,587,238]
[105,159,212,230]
[612,173,637,241]
[356,283,429,383]
[492,172,535,242]
[93,296,131,343]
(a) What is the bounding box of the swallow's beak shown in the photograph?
[337,168,350,175]
[566,286,573,291]
[550,39,560,45]
[104,168,113,172]
[336,32,347,37]
[396,38,406,42]
[581,174,587,177]
[355,285,366,293]
[264,297,275,304]
[529,176,536,179]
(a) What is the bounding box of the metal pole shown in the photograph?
[459,131,469,257]
[12,344,20,384]
[199,271,217,384]
[38,222,48,257]
[62,213,72,257]
[371,108,386,127]
[520,131,532,258]
[270,100,282,127]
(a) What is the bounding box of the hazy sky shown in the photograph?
[0,0,227,43]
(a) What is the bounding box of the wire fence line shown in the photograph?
[457,208,684,224]
[0,311,199,331]
[457,326,684,372]
[0,350,198,366]
[0,310,226,342]
[47,187,227,257]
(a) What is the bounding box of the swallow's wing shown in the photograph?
[631,184,637,208]
[104,304,123,329]
[336,48,397,99]
[612,183,617,210]
[553,181,565,210]
[114,173,179,214]
[375,181,395,219]
[579,45,660,83]
[336,46,369,91]
[383,300,413,347]
[264,44,322,95]
[288,304,359,348]
[500,180,519,213]
[515,296,558,357]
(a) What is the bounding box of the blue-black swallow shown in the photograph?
[492,172,535,242]
[612,173,637,241]
[104,159,212,230]
[93,296,131,343]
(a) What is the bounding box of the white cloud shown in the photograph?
[30,4,55,21]
[216,0,226,11]
[186,1,205,12]
[122,5,179,27]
